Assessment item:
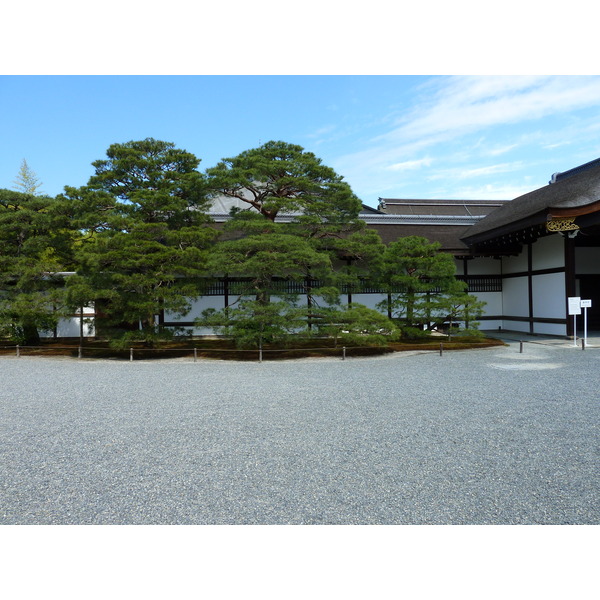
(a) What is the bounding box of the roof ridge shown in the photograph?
[550,157,600,183]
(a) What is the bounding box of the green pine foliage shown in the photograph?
[206,140,363,224]
[378,236,485,337]
[201,300,308,350]
[0,189,75,343]
[0,140,486,351]
[60,139,217,347]
[311,304,400,347]
[198,141,394,347]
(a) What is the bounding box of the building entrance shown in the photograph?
[577,275,600,330]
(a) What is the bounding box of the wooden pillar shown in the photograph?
[346,258,352,306]
[527,243,534,335]
[306,276,312,331]
[223,275,229,310]
[564,235,576,338]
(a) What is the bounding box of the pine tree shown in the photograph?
[0,189,74,343]
[377,236,485,338]
[199,141,384,347]
[13,159,43,195]
[61,139,216,348]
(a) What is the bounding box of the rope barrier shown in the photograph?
[0,343,385,361]
[0,345,379,353]
[0,340,488,361]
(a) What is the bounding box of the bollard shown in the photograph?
[520,341,524,354]
[582,339,586,351]
[342,346,346,361]
[440,342,443,357]
[259,348,262,363]
[16,344,20,358]
[194,347,197,363]
[130,347,133,362]
[78,346,82,359]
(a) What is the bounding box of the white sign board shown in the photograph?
[568,297,582,315]
[581,299,592,308]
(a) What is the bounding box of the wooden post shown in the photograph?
[79,305,84,346]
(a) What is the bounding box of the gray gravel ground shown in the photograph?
[1,340,598,524]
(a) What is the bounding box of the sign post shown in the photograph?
[580,299,592,344]
[568,297,581,347]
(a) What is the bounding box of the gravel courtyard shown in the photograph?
[1,340,598,525]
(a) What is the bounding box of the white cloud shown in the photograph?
[306,124,336,139]
[440,183,535,201]
[378,76,600,146]
[333,75,600,200]
[543,141,572,150]
[339,76,600,166]
[486,143,520,156]
[385,157,432,172]
[427,162,523,181]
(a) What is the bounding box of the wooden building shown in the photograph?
[48,157,600,338]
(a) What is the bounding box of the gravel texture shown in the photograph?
[1,341,598,524]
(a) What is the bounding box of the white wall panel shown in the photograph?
[165,296,225,322]
[502,319,530,333]
[351,294,387,312]
[55,318,95,338]
[454,258,465,276]
[502,277,529,316]
[472,291,502,316]
[502,252,528,274]
[533,322,567,336]
[479,320,503,331]
[532,273,565,319]
[532,235,564,270]
[40,317,95,338]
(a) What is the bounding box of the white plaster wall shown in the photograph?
[472,291,502,316]
[54,317,95,338]
[351,293,388,312]
[501,319,530,333]
[454,258,465,276]
[40,306,96,338]
[532,273,565,319]
[165,296,225,322]
[502,277,529,317]
[309,295,336,309]
[575,247,600,274]
[502,252,528,274]
[466,257,502,275]
[166,296,227,336]
[533,322,566,336]
[479,320,503,331]
[532,234,564,270]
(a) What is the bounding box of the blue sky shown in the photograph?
[2,75,600,208]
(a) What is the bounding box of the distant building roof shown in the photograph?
[377,198,507,217]
[371,198,508,254]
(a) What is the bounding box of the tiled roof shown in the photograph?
[462,159,600,244]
